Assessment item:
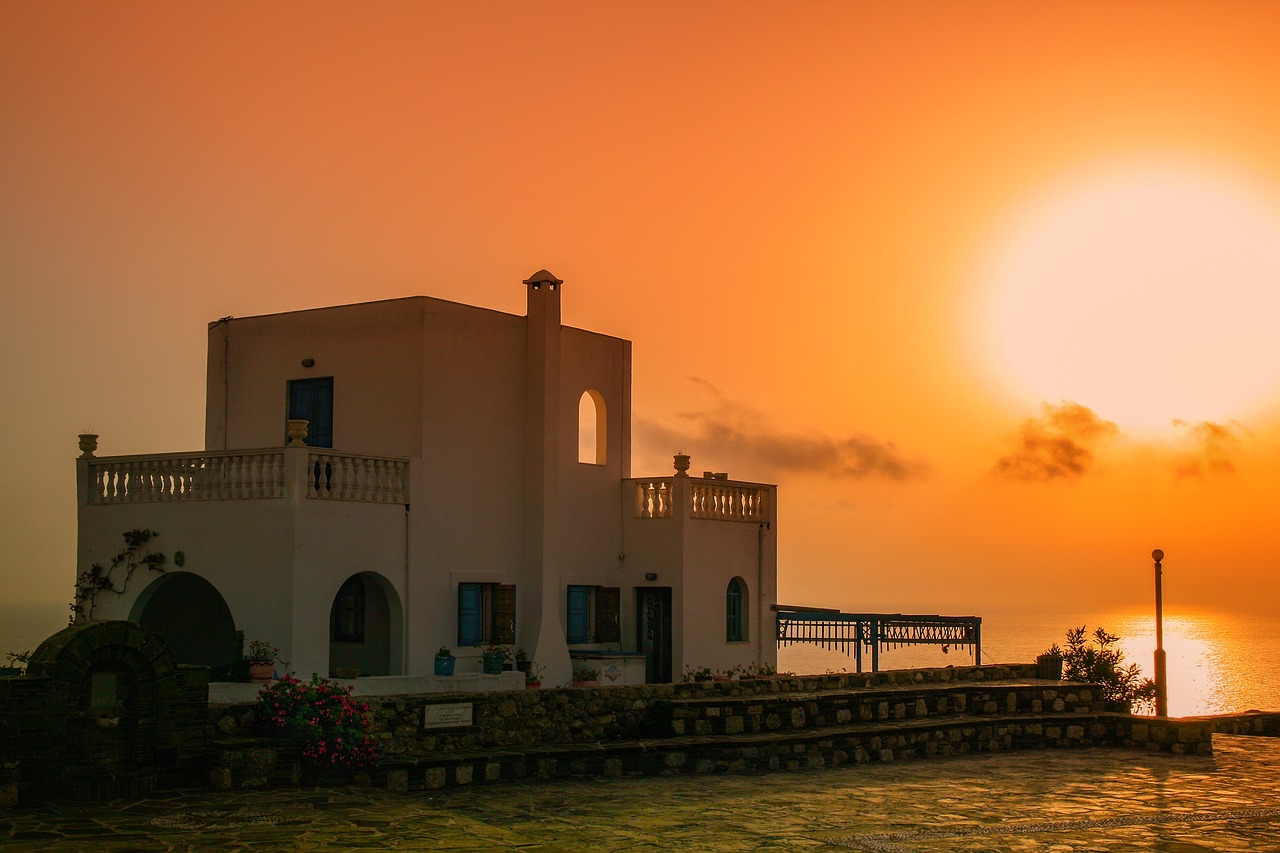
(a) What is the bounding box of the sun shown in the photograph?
[971,160,1280,433]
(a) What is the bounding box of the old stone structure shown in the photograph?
[0,621,208,802]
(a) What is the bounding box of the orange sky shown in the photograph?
[4,2,1280,642]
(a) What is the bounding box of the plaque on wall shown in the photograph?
[423,702,473,729]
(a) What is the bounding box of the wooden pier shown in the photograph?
[774,604,982,672]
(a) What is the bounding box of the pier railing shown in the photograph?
[775,605,982,673]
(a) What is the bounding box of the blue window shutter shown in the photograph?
[458,583,483,646]
[567,585,590,644]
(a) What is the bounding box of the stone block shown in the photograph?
[536,759,557,780]
[893,703,906,719]
[877,701,889,720]
[878,748,894,762]
[1067,725,1085,739]
[455,765,474,785]
[385,770,409,793]
[791,708,806,727]
[209,767,232,790]
[423,767,447,789]
[724,716,745,734]
[915,699,928,717]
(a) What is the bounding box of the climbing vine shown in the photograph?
[71,528,166,622]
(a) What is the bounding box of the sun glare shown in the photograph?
[974,162,1280,433]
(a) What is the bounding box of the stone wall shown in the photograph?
[208,664,1040,757]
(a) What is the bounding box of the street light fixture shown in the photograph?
[1152,548,1167,717]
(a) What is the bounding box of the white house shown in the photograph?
[75,272,778,686]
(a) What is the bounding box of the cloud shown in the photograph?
[1172,419,1246,479]
[993,402,1118,482]
[635,378,929,482]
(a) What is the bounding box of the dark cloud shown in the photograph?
[994,402,1118,482]
[635,378,929,482]
[1172,419,1246,479]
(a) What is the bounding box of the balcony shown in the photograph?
[84,448,409,505]
[628,476,770,523]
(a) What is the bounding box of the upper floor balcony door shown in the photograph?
[288,377,333,448]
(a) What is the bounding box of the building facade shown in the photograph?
[75,272,777,685]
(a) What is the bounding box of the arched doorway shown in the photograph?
[131,573,238,679]
[328,572,403,677]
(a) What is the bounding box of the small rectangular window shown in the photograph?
[458,582,516,646]
[566,585,620,644]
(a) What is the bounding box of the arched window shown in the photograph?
[332,575,366,643]
[726,577,747,642]
[578,389,607,465]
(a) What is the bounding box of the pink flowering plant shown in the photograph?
[255,674,377,772]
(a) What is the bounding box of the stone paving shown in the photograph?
[4,735,1280,851]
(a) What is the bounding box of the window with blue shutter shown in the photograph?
[566,585,620,644]
[458,583,484,647]
[457,582,516,646]
[567,585,591,643]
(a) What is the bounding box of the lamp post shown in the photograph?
[1152,548,1167,717]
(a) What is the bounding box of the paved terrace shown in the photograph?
[3,734,1278,851]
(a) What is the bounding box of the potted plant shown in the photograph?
[1037,643,1064,680]
[514,647,531,675]
[525,661,545,689]
[246,639,279,683]
[434,645,455,676]
[571,667,600,687]
[683,665,713,683]
[482,644,507,675]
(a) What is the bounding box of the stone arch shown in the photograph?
[25,621,206,799]
[578,388,607,465]
[328,571,403,677]
[130,572,238,678]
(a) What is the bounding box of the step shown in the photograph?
[659,680,1104,736]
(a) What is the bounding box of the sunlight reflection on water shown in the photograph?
[777,610,1279,715]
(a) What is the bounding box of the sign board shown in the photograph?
[423,702,473,729]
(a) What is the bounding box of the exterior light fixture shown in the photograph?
[1151,548,1167,717]
[301,358,315,368]
[644,572,658,581]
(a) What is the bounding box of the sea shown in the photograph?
[779,607,1280,717]
[3,601,1276,715]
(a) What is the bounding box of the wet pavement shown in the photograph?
[4,735,1280,851]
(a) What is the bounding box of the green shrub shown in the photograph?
[1052,625,1156,713]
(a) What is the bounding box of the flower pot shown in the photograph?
[1036,654,1063,680]
[525,681,542,690]
[434,656,455,676]
[249,662,274,683]
[482,652,505,675]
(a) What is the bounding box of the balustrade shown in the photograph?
[88,451,285,503]
[307,452,407,503]
[634,479,674,518]
[631,478,769,522]
[87,449,408,505]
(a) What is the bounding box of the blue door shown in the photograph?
[287,377,333,448]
